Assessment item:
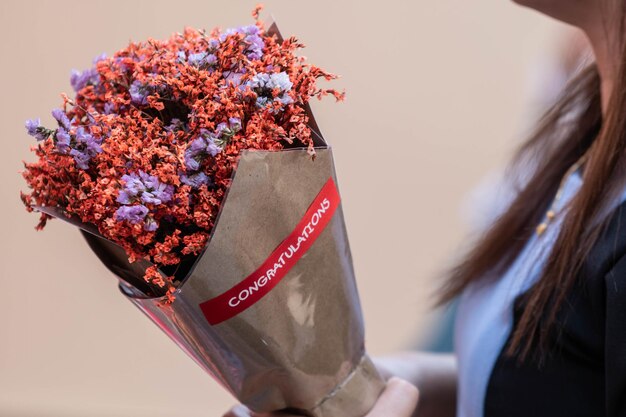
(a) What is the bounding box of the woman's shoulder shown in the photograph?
[587,197,626,417]
[567,197,626,343]
[582,197,626,280]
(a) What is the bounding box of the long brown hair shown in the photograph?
[440,3,626,360]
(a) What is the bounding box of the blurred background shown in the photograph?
[0,1,585,416]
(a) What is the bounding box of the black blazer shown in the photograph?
[484,199,626,417]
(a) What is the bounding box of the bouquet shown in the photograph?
[21,6,385,416]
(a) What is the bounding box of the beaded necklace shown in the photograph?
[535,155,588,236]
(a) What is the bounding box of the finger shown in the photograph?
[365,377,419,417]
[222,405,301,417]
[372,356,394,380]
[222,404,251,417]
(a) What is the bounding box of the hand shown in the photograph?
[222,377,419,417]
[374,352,457,417]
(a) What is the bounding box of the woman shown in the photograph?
[225,0,626,415]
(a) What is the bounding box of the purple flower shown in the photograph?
[25,118,49,141]
[76,127,102,155]
[205,137,222,157]
[188,52,205,66]
[69,53,106,92]
[250,72,292,92]
[190,136,208,152]
[25,118,40,135]
[205,54,218,66]
[212,118,242,147]
[246,72,293,109]
[129,80,151,105]
[55,128,71,153]
[70,148,91,170]
[139,171,174,204]
[184,155,201,171]
[51,108,71,130]
[224,71,244,87]
[208,38,220,50]
[180,171,210,188]
[184,133,218,170]
[70,68,99,92]
[92,53,107,64]
[124,173,145,194]
[240,25,260,36]
[116,190,132,205]
[117,174,144,204]
[178,50,218,71]
[117,171,174,206]
[165,118,185,134]
[68,126,103,169]
[255,97,269,107]
[184,139,204,171]
[103,102,116,115]
[189,52,217,68]
[183,119,241,171]
[115,205,149,224]
[144,217,158,232]
[221,25,264,60]
[215,122,228,133]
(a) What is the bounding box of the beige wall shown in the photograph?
[0,1,572,416]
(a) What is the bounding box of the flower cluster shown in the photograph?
[20,6,343,300]
[248,71,294,108]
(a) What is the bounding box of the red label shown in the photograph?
[199,177,341,325]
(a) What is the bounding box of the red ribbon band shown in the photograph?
[199,177,341,325]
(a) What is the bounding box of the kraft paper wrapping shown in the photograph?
[77,147,385,416]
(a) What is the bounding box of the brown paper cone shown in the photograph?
[82,147,385,415]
